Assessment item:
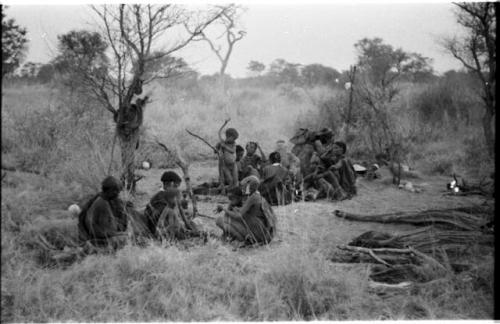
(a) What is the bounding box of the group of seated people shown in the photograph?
[78,171,277,251]
[216,127,301,206]
[216,126,356,204]
[77,127,356,252]
[297,128,357,201]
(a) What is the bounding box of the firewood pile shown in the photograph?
[329,205,494,290]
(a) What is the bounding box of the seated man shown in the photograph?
[327,141,357,196]
[303,153,348,201]
[260,151,293,206]
[215,186,244,241]
[215,176,277,245]
[275,139,301,184]
[78,176,128,249]
[240,164,261,181]
[143,171,199,239]
[240,142,266,174]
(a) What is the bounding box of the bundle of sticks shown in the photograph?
[330,205,494,288]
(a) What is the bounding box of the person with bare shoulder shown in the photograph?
[215,177,276,246]
[78,176,128,249]
[216,127,240,191]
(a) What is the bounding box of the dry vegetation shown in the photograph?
[1,75,495,321]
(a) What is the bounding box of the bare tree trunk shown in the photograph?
[483,103,495,158]
[344,66,356,141]
[119,131,139,192]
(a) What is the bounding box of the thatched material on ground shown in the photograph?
[333,207,491,231]
[329,205,494,286]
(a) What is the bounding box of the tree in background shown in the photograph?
[354,37,433,184]
[268,58,301,85]
[2,6,28,77]
[198,5,246,77]
[247,60,265,76]
[301,63,340,87]
[56,5,228,192]
[442,2,496,157]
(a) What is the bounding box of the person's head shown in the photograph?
[236,145,245,161]
[227,186,243,206]
[317,128,333,144]
[241,175,260,195]
[161,171,182,189]
[245,141,257,155]
[333,141,347,155]
[269,151,281,164]
[163,187,180,205]
[101,176,123,200]
[225,128,239,143]
[275,140,287,152]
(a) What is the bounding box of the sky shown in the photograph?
[6,3,466,77]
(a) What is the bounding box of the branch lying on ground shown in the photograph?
[333,208,489,231]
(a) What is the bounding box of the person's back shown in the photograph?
[260,152,293,206]
[78,176,128,248]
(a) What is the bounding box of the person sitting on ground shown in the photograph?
[303,153,349,201]
[78,176,129,249]
[240,141,267,174]
[216,127,240,189]
[260,151,293,205]
[155,187,200,242]
[215,176,277,245]
[143,171,199,239]
[326,141,357,196]
[215,186,244,241]
[241,164,261,181]
[275,139,301,182]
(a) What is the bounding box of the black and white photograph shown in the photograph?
[1,1,496,322]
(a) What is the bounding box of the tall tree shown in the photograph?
[58,5,228,192]
[442,2,496,157]
[354,37,432,184]
[2,6,28,77]
[198,5,246,77]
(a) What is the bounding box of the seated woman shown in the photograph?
[143,171,199,240]
[155,187,198,242]
[215,177,277,245]
[78,176,128,249]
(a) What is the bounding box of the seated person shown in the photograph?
[275,139,301,183]
[78,176,128,249]
[215,186,244,241]
[215,176,276,245]
[303,153,349,201]
[143,171,199,239]
[240,142,266,174]
[241,164,261,181]
[260,152,293,205]
[327,141,357,196]
[155,187,199,242]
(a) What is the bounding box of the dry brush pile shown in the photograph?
[329,204,494,293]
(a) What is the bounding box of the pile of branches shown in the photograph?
[330,205,494,290]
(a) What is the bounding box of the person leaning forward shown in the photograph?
[143,171,200,240]
[215,176,277,245]
[78,176,128,249]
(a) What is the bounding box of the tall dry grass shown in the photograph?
[1,77,494,322]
